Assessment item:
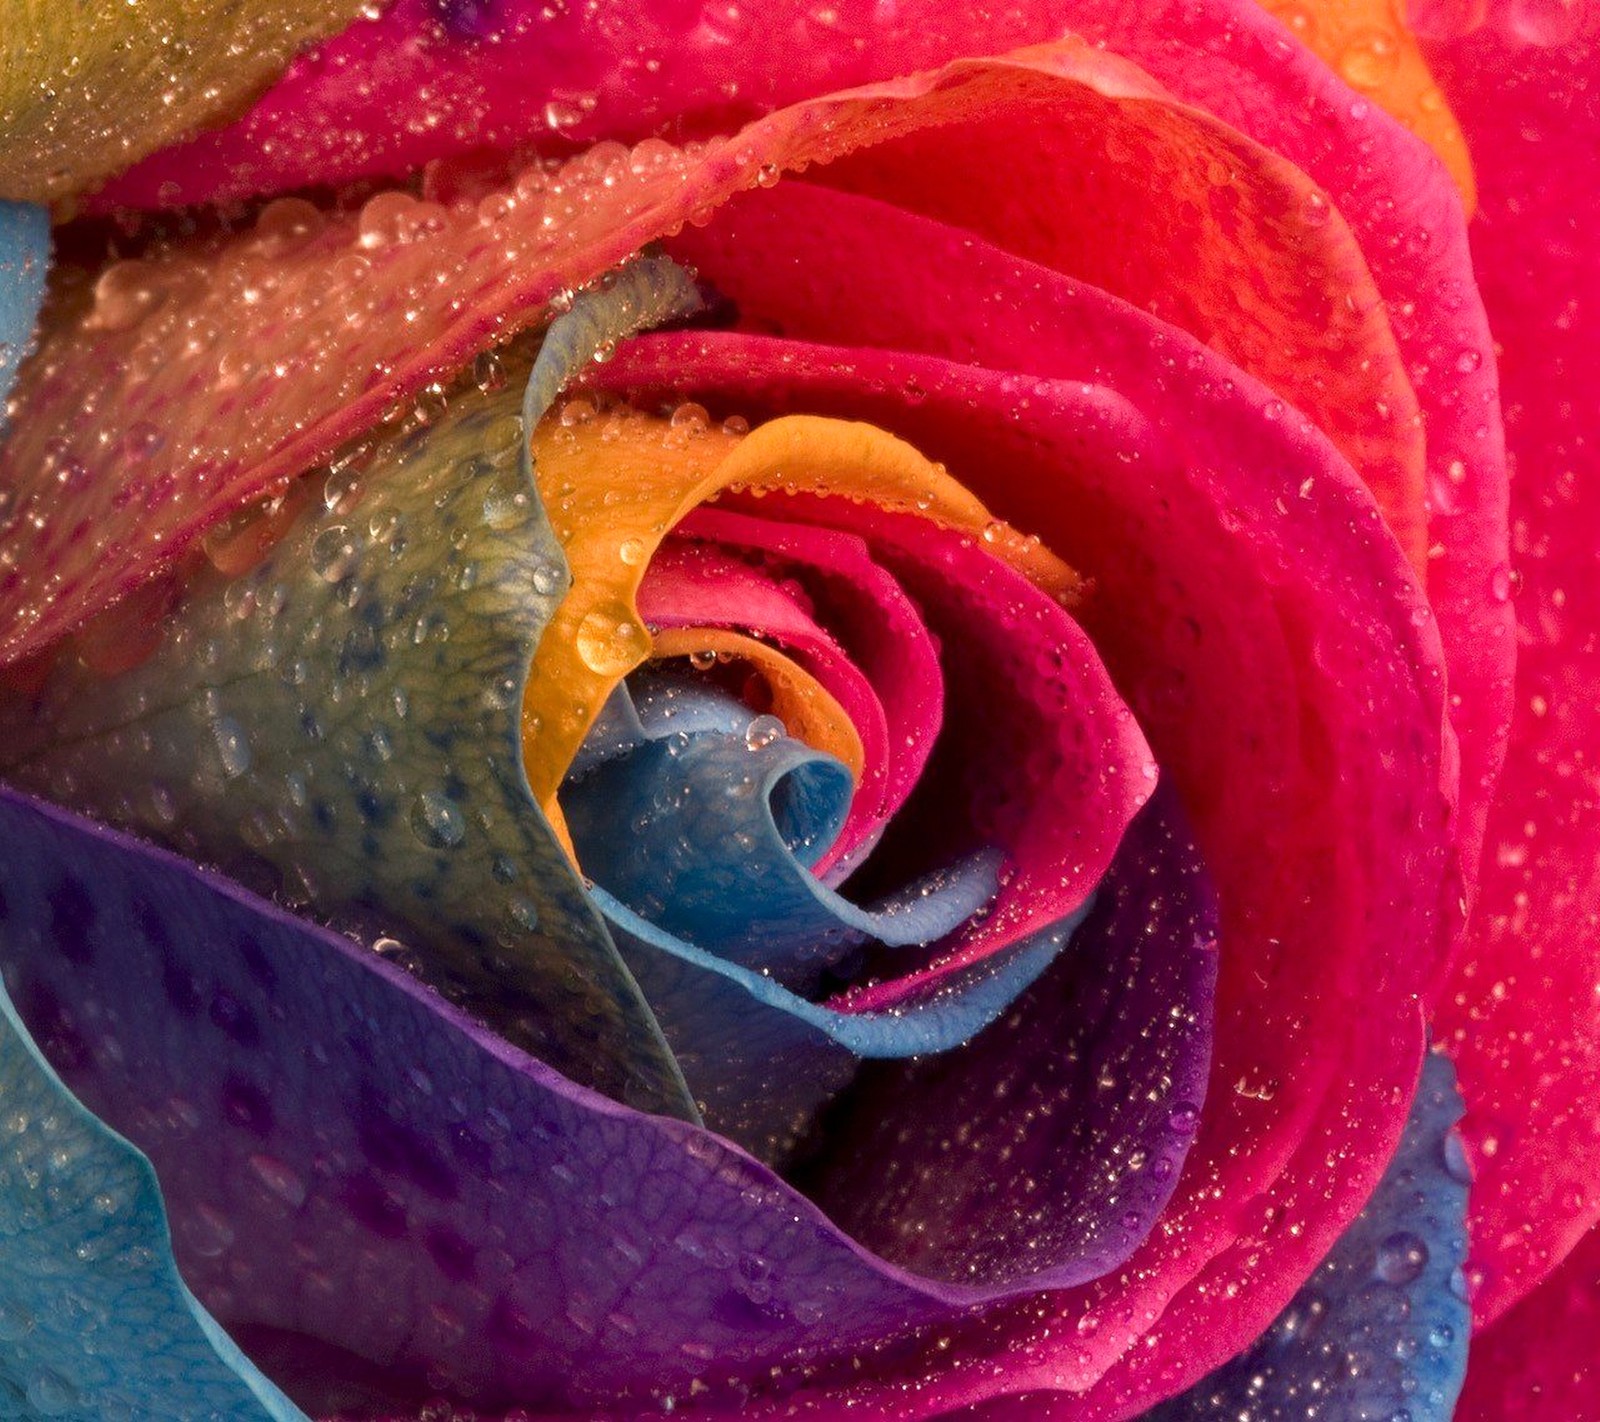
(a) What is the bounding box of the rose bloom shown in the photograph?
[0,0,1595,1419]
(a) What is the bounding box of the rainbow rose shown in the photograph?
[0,1,1593,1419]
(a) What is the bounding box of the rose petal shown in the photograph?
[0,377,694,1118]
[1419,17,1600,1325]
[0,0,366,203]
[564,681,1003,979]
[90,0,1471,211]
[665,178,1468,1015]
[0,203,47,417]
[1055,1052,1470,1422]
[0,862,307,1419]
[0,40,1389,678]
[0,781,1212,1414]
[1055,0,1509,901]
[1456,1217,1600,1420]
[643,510,946,879]
[599,329,1452,1413]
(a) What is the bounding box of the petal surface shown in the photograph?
[1140,1051,1471,1422]
[0,782,1214,1415]
[1420,15,1600,1325]
[90,0,1470,210]
[0,873,308,1421]
[0,0,366,203]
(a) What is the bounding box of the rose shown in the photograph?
[0,2,1593,1420]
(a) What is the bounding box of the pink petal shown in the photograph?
[1455,1217,1600,1420]
[1420,17,1600,1327]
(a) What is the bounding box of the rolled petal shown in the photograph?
[598,326,1453,1413]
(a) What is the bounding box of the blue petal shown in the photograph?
[565,678,1002,992]
[1145,1050,1471,1421]
[0,979,306,1419]
[0,203,48,425]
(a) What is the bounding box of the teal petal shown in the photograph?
[0,262,711,1119]
[0,990,307,1420]
[0,203,48,424]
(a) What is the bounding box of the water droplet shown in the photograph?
[576,605,646,676]
[1442,1131,1473,1183]
[506,897,540,932]
[531,563,563,597]
[310,525,361,583]
[212,716,252,778]
[255,196,326,253]
[248,1153,308,1208]
[411,790,467,849]
[1374,1230,1429,1285]
[744,715,785,751]
[1167,1102,1200,1134]
[618,536,647,567]
[88,259,163,331]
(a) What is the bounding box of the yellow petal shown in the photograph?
[0,0,368,204]
[523,406,1081,812]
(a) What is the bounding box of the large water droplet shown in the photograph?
[1374,1230,1429,1285]
[576,605,646,676]
[310,525,361,583]
[410,790,467,849]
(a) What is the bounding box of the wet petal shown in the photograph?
[92,0,1471,210]
[0,781,1214,1415]
[1421,17,1600,1326]
[0,836,307,1419]
[0,40,1395,679]
[0,0,366,204]
[0,373,692,1118]
[0,203,47,418]
[598,330,1453,1413]
[1456,1217,1600,1421]
[1141,1050,1471,1421]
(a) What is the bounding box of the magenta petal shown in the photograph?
[0,776,1214,1415]
[1421,19,1600,1327]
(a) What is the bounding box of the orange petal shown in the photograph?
[648,629,866,783]
[1255,0,1477,211]
[523,407,1079,806]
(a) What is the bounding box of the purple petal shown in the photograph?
[0,777,1214,1414]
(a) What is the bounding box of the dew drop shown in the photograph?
[1167,1102,1199,1134]
[744,715,785,751]
[411,790,467,849]
[1374,1230,1429,1285]
[212,716,252,778]
[576,606,646,676]
[310,525,361,583]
